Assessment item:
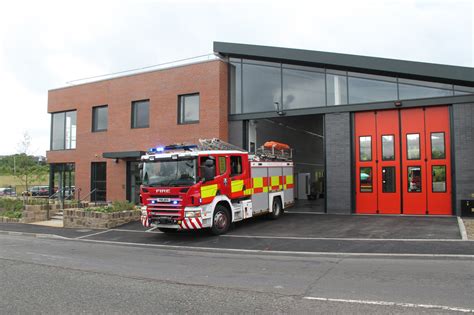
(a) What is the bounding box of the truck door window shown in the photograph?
[230,156,242,177]
[200,156,216,176]
[218,156,227,175]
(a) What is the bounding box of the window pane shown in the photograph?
[408,166,422,192]
[282,68,325,109]
[93,106,108,131]
[431,132,445,159]
[407,134,420,160]
[230,156,242,176]
[242,63,281,113]
[359,136,372,161]
[230,62,242,114]
[432,165,446,192]
[382,167,396,193]
[348,72,397,82]
[326,74,347,106]
[348,77,398,103]
[51,112,65,150]
[219,157,227,175]
[399,84,453,100]
[382,135,395,160]
[360,167,373,192]
[182,94,199,123]
[65,111,76,149]
[132,100,149,128]
[454,85,474,94]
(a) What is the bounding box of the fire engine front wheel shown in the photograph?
[210,205,231,235]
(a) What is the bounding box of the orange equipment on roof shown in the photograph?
[263,141,290,151]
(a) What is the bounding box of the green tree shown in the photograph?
[1,132,48,201]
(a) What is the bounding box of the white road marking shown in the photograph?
[75,230,112,239]
[222,233,469,242]
[303,296,474,313]
[71,238,474,258]
[111,228,162,234]
[145,226,161,233]
[458,216,469,240]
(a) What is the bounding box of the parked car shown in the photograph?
[0,187,16,196]
[22,186,50,197]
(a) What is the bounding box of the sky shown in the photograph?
[0,0,472,156]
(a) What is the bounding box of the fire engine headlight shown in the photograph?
[141,206,147,216]
[185,211,201,218]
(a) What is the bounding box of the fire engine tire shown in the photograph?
[210,205,231,235]
[158,228,179,233]
[268,197,283,220]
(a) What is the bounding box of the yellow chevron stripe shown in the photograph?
[231,180,244,193]
[253,177,263,188]
[271,176,280,186]
[201,184,218,198]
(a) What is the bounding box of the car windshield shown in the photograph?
[142,158,197,187]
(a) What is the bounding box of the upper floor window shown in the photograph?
[92,105,108,132]
[131,100,149,129]
[51,110,76,150]
[178,93,200,124]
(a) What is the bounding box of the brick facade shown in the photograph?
[47,60,228,202]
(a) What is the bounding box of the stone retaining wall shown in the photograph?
[63,209,140,229]
[0,217,21,223]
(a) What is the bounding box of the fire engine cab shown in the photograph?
[139,139,294,235]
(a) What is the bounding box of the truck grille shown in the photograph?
[147,196,182,219]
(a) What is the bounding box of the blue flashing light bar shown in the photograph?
[148,144,198,153]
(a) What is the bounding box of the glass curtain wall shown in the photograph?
[229,58,473,115]
[49,163,75,200]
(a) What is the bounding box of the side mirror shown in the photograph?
[201,159,216,182]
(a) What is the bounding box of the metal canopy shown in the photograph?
[102,151,145,159]
[214,42,474,86]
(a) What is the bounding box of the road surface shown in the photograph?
[0,234,473,314]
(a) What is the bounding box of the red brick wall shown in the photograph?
[47,60,229,201]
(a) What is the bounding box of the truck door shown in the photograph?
[217,155,231,198]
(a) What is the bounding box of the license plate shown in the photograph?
[157,198,170,203]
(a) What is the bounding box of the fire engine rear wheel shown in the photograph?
[210,205,231,235]
[158,228,179,233]
[268,197,283,220]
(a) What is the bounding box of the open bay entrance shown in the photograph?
[355,106,452,215]
[249,114,325,212]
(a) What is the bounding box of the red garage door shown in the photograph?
[355,106,451,215]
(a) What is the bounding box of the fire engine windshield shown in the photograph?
[142,158,197,187]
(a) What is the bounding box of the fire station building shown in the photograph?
[47,42,474,216]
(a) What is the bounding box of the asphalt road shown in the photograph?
[0,234,473,314]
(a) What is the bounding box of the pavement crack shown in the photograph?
[302,257,344,297]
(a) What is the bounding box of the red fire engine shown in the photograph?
[139,139,294,235]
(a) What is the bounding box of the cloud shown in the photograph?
[0,0,472,156]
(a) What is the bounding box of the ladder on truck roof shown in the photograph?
[199,138,292,161]
[255,144,292,161]
[198,138,246,152]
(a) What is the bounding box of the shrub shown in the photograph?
[83,201,135,213]
[0,198,23,212]
[111,200,135,211]
[1,210,22,219]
